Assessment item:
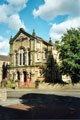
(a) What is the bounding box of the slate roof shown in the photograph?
[0,55,10,61]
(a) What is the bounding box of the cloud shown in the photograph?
[6,0,28,6]
[33,0,80,20]
[50,17,80,41]
[0,36,9,55]
[0,0,28,30]
[8,14,26,30]
[33,0,80,41]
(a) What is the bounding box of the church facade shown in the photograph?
[8,28,53,86]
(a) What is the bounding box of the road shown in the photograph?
[0,88,80,106]
[0,89,80,119]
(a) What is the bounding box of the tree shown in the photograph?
[58,28,80,83]
[42,52,62,83]
[2,62,7,79]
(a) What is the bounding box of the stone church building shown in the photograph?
[8,28,53,86]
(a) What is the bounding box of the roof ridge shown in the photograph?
[0,55,10,61]
[0,55,9,56]
[11,28,53,46]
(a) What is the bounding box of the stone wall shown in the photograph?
[0,61,3,83]
[0,89,7,102]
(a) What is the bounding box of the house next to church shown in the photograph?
[8,28,53,86]
[0,55,9,83]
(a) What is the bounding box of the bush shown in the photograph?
[35,80,40,88]
[1,79,6,88]
[5,80,16,88]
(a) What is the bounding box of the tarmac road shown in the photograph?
[0,89,80,106]
[0,89,80,119]
[0,89,80,120]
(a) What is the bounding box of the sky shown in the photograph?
[0,0,80,55]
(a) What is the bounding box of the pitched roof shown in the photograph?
[10,28,53,46]
[12,28,32,41]
[0,55,10,61]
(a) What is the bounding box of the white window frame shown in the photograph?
[19,49,25,66]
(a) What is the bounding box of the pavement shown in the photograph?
[0,99,22,106]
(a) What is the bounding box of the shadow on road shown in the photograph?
[0,93,80,119]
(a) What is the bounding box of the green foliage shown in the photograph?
[6,80,16,88]
[43,52,62,83]
[1,79,6,88]
[58,28,80,83]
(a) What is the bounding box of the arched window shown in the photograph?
[20,53,22,65]
[23,52,25,65]
[16,54,17,65]
[19,48,25,66]
[17,71,20,80]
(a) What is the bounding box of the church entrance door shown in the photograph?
[17,71,20,81]
[23,71,27,83]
